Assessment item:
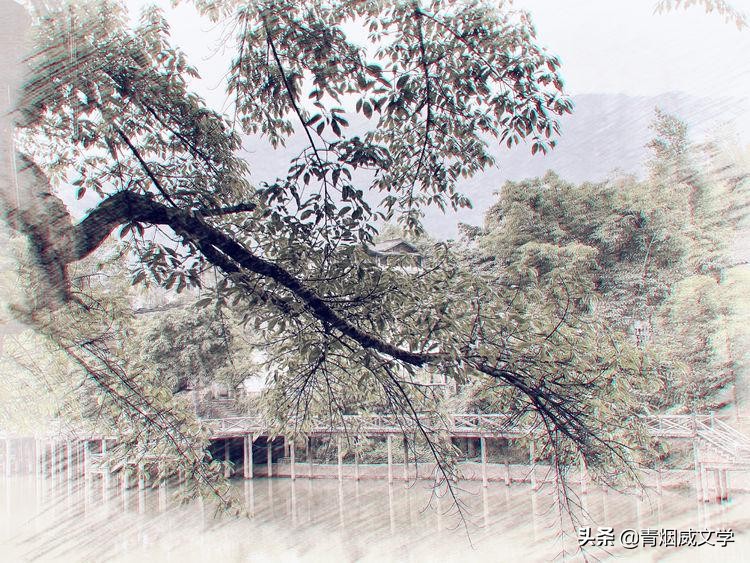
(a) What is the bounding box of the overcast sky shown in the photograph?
[129,0,750,110]
[117,0,750,240]
[515,0,749,99]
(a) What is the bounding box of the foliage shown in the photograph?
[0,0,682,520]
[131,303,254,394]
[463,111,749,413]
[0,237,239,507]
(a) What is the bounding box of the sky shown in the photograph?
[514,0,750,99]
[106,0,750,239]
[128,0,750,110]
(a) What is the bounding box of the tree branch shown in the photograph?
[198,202,257,216]
[58,191,432,366]
[262,17,324,167]
[114,127,178,207]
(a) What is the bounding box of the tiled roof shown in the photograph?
[370,238,419,254]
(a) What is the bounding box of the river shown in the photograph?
[1,475,749,561]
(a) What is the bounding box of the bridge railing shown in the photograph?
[711,418,750,445]
[200,413,540,437]
[202,416,265,434]
[697,418,750,460]
[641,415,711,437]
[451,414,535,435]
[18,413,748,444]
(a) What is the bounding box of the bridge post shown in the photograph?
[580,454,588,495]
[44,445,51,480]
[4,438,11,477]
[692,432,703,502]
[56,440,62,481]
[41,440,48,478]
[224,440,231,478]
[721,470,729,501]
[267,438,273,478]
[714,469,722,503]
[50,440,56,482]
[307,437,314,479]
[83,440,89,478]
[34,438,40,480]
[158,461,167,511]
[57,441,63,481]
[505,459,511,486]
[403,436,409,483]
[387,435,393,484]
[66,441,72,481]
[102,439,111,488]
[138,462,145,490]
[354,439,360,481]
[247,434,255,479]
[246,434,254,479]
[700,463,709,503]
[291,437,296,481]
[480,437,488,487]
[336,436,342,482]
[529,440,537,491]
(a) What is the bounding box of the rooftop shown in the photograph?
[369,238,419,255]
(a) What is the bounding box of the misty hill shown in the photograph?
[420,92,750,239]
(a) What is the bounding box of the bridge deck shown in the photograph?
[202,413,717,439]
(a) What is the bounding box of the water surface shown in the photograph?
[1,475,749,561]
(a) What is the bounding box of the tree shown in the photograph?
[133,304,253,395]
[2,0,644,515]
[465,110,749,414]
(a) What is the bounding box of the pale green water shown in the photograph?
[1,475,749,562]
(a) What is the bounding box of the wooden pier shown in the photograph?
[2,413,749,503]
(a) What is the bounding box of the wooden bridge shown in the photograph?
[2,413,750,502]
[200,413,750,494]
[202,412,536,438]
[645,414,750,502]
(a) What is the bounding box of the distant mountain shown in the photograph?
[420,92,750,239]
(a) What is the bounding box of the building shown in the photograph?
[366,238,423,271]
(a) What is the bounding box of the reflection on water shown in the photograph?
[1,475,750,561]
